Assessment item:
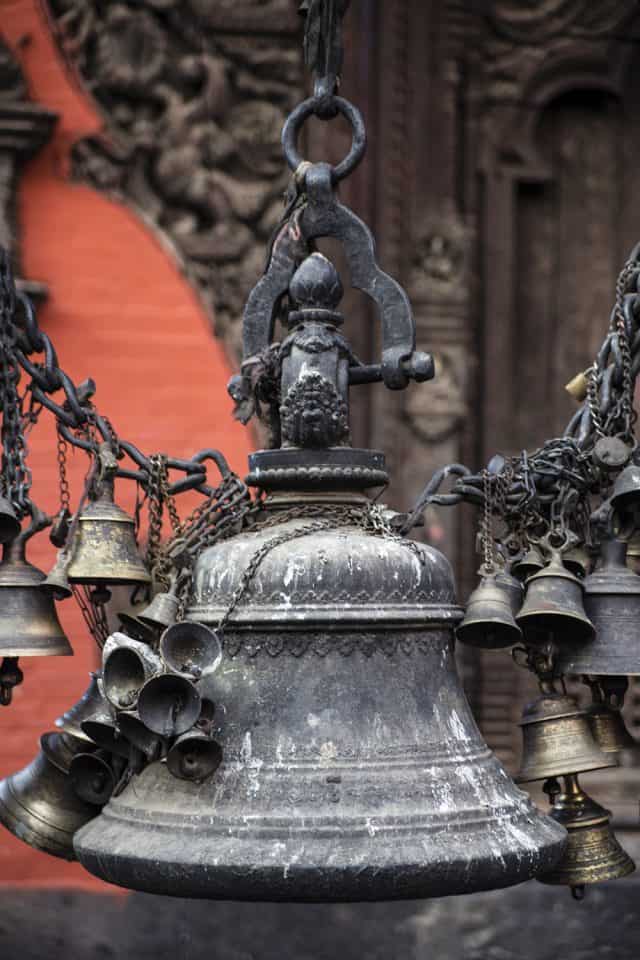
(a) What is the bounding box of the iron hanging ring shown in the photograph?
[281,96,366,182]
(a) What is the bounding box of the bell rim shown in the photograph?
[73,800,567,901]
[515,754,617,783]
[0,638,73,657]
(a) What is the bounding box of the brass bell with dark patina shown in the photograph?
[457,568,522,649]
[0,537,72,658]
[512,545,545,582]
[537,774,635,897]
[69,750,117,806]
[66,482,150,587]
[610,462,640,530]
[73,255,567,900]
[516,693,616,783]
[41,550,73,600]
[588,704,636,754]
[0,732,99,860]
[166,730,222,782]
[0,495,21,544]
[557,539,640,676]
[516,550,594,646]
[119,586,180,642]
[55,673,104,744]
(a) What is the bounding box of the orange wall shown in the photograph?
[0,0,253,889]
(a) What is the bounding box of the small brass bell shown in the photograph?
[558,539,640,676]
[537,774,635,897]
[516,694,616,783]
[563,545,591,579]
[456,569,522,649]
[66,483,150,587]
[166,731,222,782]
[117,710,165,761]
[78,681,131,759]
[588,704,636,754]
[0,496,21,544]
[585,677,636,754]
[0,732,99,860]
[69,750,117,806]
[516,550,594,645]
[55,673,104,744]
[82,718,131,760]
[102,633,163,710]
[0,538,72,657]
[512,545,545,582]
[137,674,202,738]
[119,587,180,644]
[610,462,640,529]
[42,551,73,600]
[160,621,223,677]
[139,588,180,632]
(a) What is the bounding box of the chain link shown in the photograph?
[0,254,33,516]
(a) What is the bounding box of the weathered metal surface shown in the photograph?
[66,488,151,587]
[0,539,72,658]
[75,513,565,900]
[558,539,640,676]
[0,734,98,861]
[516,695,616,784]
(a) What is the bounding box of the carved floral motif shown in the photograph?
[44,0,303,350]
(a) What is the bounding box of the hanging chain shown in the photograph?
[612,259,636,441]
[0,253,32,516]
[145,454,168,580]
[56,429,71,515]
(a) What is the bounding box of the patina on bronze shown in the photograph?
[0,535,72,658]
[74,250,566,901]
[0,732,99,861]
[516,694,616,784]
[558,538,640,676]
[538,774,635,898]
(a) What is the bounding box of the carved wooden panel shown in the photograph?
[43,1,303,357]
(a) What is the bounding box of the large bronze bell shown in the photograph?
[537,774,635,897]
[74,516,566,899]
[66,482,150,587]
[516,549,594,645]
[557,539,640,676]
[0,732,99,860]
[0,537,72,657]
[73,250,567,901]
[516,693,616,783]
[457,569,522,649]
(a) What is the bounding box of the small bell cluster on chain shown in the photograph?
[428,243,640,898]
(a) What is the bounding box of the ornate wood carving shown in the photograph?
[43,1,303,354]
[0,35,57,299]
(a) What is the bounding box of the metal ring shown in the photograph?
[281,96,366,182]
